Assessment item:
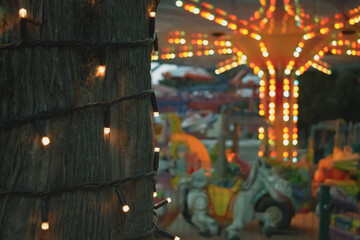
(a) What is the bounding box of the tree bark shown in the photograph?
[0,0,159,239]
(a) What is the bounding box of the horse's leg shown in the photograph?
[225,193,254,240]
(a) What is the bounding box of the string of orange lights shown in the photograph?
[0,8,180,240]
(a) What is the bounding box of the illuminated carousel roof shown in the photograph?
[155,0,360,74]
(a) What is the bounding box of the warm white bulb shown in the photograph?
[150,12,156,17]
[166,197,172,203]
[154,147,160,152]
[104,127,110,135]
[122,205,130,213]
[153,192,157,197]
[174,237,180,240]
[41,222,49,230]
[97,65,106,77]
[42,137,50,146]
[175,0,183,7]
[153,111,159,118]
[19,8,27,18]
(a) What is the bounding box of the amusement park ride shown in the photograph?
[153,0,360,163]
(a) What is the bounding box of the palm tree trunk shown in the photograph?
[0,0,159,239]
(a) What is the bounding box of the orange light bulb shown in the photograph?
[19,8,27,18]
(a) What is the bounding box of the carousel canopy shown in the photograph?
[154,0,360,74]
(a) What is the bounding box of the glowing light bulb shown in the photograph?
[153,192,157,197]
[175,0,183,7]
[258,70,264,77]
[258,133,264,139]
[42,137,50,146]
[166,197,172,203]
[19,8,27,18]
[41,222,49,230]
[150,12,156,18]
[175,237,180,240]
[97,65,106,77]
[104,127,110,135]
[122,205,130,213]
[221,20,228,26]
[154,147,160,152]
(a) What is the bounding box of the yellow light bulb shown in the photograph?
[19,8,27,18]
[42,137,50,146]
[122,205,130,213]
[97,65,106,77]
[41,222,49,230]
[104,127,110,135]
